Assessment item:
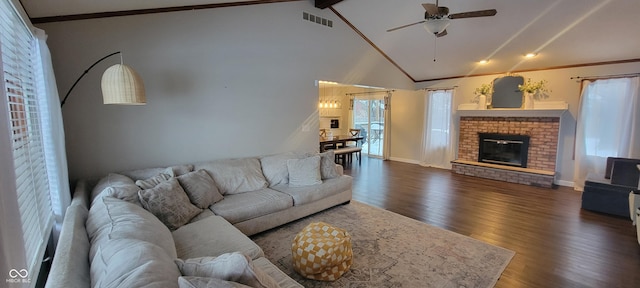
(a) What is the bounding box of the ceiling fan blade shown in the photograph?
[436,29,448,37]
[437,6,449,15]
[449,9,497,19]
[422,3,438,16]
[386,20,426,32]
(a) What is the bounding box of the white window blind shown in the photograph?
[1,0,54,283]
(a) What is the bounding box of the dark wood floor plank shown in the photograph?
[343,157,640,288]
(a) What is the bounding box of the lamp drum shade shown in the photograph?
[101,64,146,105]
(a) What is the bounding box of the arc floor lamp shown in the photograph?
[60,51,146,107]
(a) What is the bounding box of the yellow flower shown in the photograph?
[474,83,493,96]
[518,78,550,94]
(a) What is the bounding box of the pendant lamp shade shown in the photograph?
[101,64,146,105]
[423,18,450,34]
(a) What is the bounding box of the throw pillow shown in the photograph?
[91,173,135,202]
[120,164,195,181]
[138,178,202,230]
[177,169,224,209]
[103,184,143,207]
[171,164,196,176]
[135,173,172,189]
[259,152,306,186]
[287,156,322,187]
[175,252,279,288]
[318,150,340,180]
[178,276,252,288]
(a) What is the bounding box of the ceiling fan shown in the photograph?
[386,1,497,37]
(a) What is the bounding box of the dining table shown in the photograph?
[319,135,364,152]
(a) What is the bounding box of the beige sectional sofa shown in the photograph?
[46,151,352,287]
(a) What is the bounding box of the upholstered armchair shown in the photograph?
[581,157,640,217]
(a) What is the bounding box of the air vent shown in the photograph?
[303,12,333,28]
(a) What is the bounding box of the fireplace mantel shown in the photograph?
[457,101,568,118]
[456,108,567,118]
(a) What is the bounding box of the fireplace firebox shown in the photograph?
[478,133,530,167]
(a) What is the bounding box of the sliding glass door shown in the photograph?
[353,98,385,157]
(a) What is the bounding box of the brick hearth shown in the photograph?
[453,116,561,187]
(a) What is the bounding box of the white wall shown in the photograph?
[410,61,640,186]
[389,89,424,163]
[38,1,415,180]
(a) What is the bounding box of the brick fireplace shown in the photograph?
[452,113,562,188]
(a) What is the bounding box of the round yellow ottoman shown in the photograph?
[291,222,352,281]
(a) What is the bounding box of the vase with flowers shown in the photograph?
[473,83,493,109]
[518,78,550,109]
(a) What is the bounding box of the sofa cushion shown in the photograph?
[178,276,251,288]
[259,152,305,186]
[194,158,268,195]
[583,173,631,217]
[272,175,352,206]
[210,188,293,224]
[287,156,322,187]
[136,172,173,189]
[318,150,340,180]
[252,257,304,288]
[189,209,216,224]
[91,238,180,288]
[86,197,177,260]
[120,164,194,181]
[175,252,279,288]
[172,215,264,260]
[91,173,135,202]
[138,178,203,230]
[177,169,224,209]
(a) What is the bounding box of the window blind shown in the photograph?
[0,0,53,283]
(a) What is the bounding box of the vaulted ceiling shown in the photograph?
[21,0,640,82]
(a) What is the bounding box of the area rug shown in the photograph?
[251,201,514,288]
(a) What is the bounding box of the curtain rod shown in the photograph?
[421,86,458,91]
[345,90,394,96]
[570,72,640,81]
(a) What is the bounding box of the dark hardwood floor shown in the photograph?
[343,157,640,288]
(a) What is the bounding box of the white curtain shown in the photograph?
[347,96,354,134]
[34,28,70,247]
[421,89,454,169]
[382,92,391,160]
[573,77,640,190]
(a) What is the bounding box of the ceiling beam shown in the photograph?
[315,0,344,9]
[30,0,302,24]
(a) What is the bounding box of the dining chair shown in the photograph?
[345,129,361,147]
[339,128,362,164]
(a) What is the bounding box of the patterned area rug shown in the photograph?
[251,201,514,288]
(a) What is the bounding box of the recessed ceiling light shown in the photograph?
[525,53,538,58]
[479,60,489,64]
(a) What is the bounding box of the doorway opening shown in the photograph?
[317,81,389,158]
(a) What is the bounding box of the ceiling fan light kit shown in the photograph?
[423,18,450,34]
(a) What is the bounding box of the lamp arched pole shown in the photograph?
[60,51,121,107]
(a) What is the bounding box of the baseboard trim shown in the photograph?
[389,157,421,165]
[555,179,575,188]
